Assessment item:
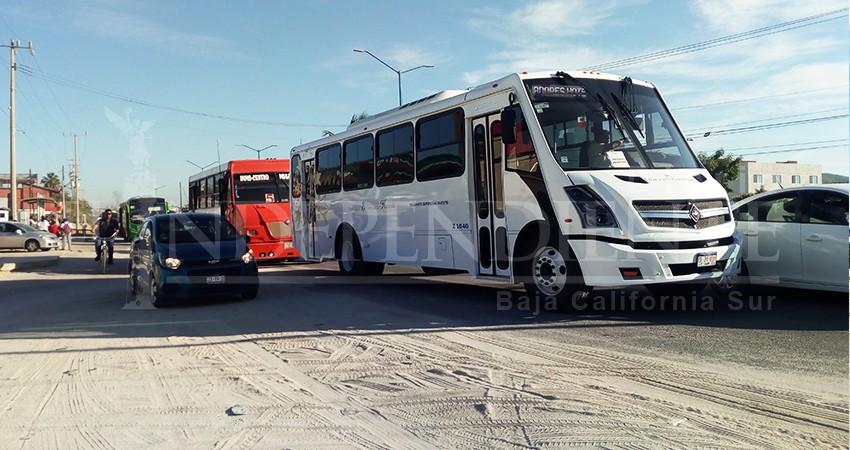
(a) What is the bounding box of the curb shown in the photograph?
[0,256,61,273]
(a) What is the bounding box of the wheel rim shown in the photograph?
[340,240,356,273]
[714,274,738,291]
[26,241,38,252]
[532,245,568,297]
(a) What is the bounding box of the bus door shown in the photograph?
[472,114,511,277]
[300,158,318,259]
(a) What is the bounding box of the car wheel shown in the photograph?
[710,261,750,295]
[337,229,380,276]
[25,240,40,252]
[150,275,165,308]
[517,236,590,310]
[129,269,141,296]
[241,282,259,300]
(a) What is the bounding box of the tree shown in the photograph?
[697,149,742,193]
[40,172,61,191]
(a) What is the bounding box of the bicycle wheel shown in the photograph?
[101,245,108,273]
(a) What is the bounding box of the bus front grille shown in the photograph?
[633,199,731,229]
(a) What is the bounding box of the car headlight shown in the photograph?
[565,186,619,228]
[242,249,254,264]
[159,255,182,269]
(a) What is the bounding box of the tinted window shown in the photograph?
[736,193,800,223]
[291,154,302,199]
[416,109,464,181]
[376,124,414,186]
[807,191,848,225]
[343,135,374,191]
[155,216,240,244]
[316,144,341,194]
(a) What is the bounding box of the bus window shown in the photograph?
[376,123,414,187]
[291,155,302,198]
[416,108,464,182]
[343,135,374,191]
[503,106,539,173]
[316,143,341,194]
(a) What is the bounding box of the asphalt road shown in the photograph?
[0,244,846,448]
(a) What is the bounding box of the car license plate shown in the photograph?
[696,252,717,268]
[206,275,225,284]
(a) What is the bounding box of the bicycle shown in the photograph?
[95,233,117,273]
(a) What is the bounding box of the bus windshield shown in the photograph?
[233,172,290,204]
[524,77,699,171]
[129,198,167,222]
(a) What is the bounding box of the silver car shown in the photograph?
[0,221,60,252]
[718,184,848,293]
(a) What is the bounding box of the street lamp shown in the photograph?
[148,184,166,196]
[353,48,434,107]
[185,159,218,171]
[238,144,277,159]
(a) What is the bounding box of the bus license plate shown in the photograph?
[696,252,717,268]
[206,275,225,284]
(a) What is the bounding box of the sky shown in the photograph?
[0,0,847,211]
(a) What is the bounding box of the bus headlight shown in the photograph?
[565,186,618,228]
[242,249,255,264]
[160,255,182,269]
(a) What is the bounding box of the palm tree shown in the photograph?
[322,112,370,137]
[41,172,61,191]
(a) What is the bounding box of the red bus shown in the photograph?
[188,159,299,261]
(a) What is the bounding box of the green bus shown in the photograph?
[118,196,169,241]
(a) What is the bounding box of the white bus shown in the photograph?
[289,70,741,304]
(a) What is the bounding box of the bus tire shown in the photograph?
[337,228,368,276]
[518,237,590,310]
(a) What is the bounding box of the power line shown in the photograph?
[685,113,847,138]
[682,108,848,135]
[721,139,847,153]
[584,8,848,71]
[18,64,347,128]
[732,143,848,156]
[672,85,848,110]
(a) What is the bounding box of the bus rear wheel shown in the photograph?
[519,239,590,310]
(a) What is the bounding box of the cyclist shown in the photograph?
[93,209,121,264]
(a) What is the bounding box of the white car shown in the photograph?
[0,221,60,252]
[717,184,848,293]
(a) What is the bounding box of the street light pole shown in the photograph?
[148,184,166,196]
[353,49,433,107]
[185,159,217,171]
[237,144,277,159]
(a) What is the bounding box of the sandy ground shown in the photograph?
[0,249,846,449]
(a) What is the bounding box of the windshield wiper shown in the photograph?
[611,93,645,139]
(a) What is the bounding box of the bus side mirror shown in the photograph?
[501,109,516,144]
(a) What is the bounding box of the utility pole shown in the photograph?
[61,165,66,218]
[65,132,85,229]
[3,39,34,220]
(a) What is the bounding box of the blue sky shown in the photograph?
[0,0,847,210]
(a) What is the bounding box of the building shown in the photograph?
[730,161,822,198]
[0,173,63,221]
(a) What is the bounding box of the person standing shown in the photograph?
[37,216,49,232]
[48,219,60,236]
[60,218,73,250]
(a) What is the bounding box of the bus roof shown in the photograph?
[292,70,656,156]
[188,158,290,183]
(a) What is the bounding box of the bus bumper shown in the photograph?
[569,235,742,288]
[250,241,301,261]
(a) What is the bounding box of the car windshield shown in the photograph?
[128,197,166,221]
[155,216,241,244]
[524,77,700,171]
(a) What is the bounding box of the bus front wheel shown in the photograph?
[337,230,384,276]
[518,239,590,309]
